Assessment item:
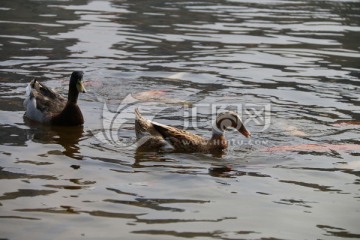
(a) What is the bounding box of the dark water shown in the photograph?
[1,0,360,239]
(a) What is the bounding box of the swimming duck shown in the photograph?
[135,108,251,153]
[23,71,86,126]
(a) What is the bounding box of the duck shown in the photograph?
[134,108,251,153]
[23,71,86,126]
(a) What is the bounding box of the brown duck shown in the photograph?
[135,108,251,153]
[23,71,86,126]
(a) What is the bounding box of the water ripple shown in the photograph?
[0,0,359,239]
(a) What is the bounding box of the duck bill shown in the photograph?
[77,81,87,93]
[239,125,251,138]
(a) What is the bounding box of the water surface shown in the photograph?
[0,0,360,239]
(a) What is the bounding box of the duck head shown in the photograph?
[70,71,86,93]
[68,71,86,103]
[213,111,251,137]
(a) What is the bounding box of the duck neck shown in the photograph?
[208,123,227,150]
[68,84,79,104]
[211,121,224,137]
[208,133,227,151]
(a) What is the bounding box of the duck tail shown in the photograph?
[134,107,143,120]
[30,78,42,91]
[26,79,37,97]
[30,78,37,86]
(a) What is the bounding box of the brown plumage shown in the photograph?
[24,71,86,126]
[134,108,251,153]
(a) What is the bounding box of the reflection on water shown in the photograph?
[0,0,360,239]
[24,119,84,160]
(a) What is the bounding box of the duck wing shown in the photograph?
[151,121,207,151]
[26,79,67,119]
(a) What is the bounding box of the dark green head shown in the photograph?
[70,71,86,93]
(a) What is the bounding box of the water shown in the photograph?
[1,0,360,239]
